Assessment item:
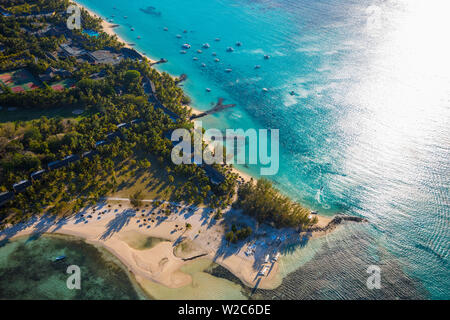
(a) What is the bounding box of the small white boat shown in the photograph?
[262,88,268,92]
[236,41,242,46]
[176,34,181,38]
[206,88,211,92]
[163,27,168,31]
[212,52,217,56]
[272,252,280,261]
[182,43,191,49]
[264,54,270,59]
[254,65,261,69]
[226,47,234,52]
[225,68,232,72]
[131,27,134,31]
[264,254,270,263]
[202,43,210,48]
[180,50,187,54]
[54,255,66,262]
[201,63,206,67]
[214,58,220,62]
[197,49,203,53]
[259,266,269,276]
[193,57,198,61]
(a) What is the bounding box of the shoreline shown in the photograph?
[1,200,337,299]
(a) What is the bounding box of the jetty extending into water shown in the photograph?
[190,98,236,119]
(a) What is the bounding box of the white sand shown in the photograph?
[2,199,336,294]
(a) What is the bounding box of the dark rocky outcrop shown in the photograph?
[307,215,367,233]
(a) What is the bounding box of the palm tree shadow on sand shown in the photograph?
[100,208,136,240]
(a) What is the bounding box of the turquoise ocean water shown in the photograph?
[2,0,448,299]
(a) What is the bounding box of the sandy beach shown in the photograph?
[1,199,335,297]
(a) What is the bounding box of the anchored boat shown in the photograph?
[54,255,66,262]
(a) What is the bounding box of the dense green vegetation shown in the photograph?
[236,179,317,229]
[225,224,252,244]
[0,0,237,226]
[0,0,120,70]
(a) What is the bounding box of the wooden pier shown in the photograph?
[190,98,236,119]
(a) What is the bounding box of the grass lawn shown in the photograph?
[0,106,92,123]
